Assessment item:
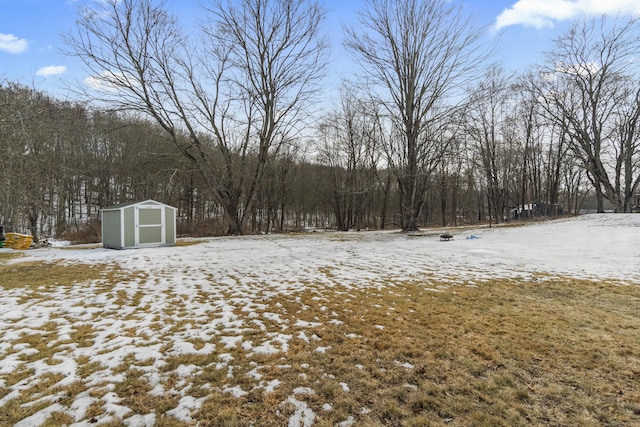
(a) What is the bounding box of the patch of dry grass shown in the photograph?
[0,260,122,291]
[59,244,103,250]
[175,239,207,247]
[0,251,23,261]
[2,257,640,426]
[190,278,640,426]
[40,411,75,426]
[0,398,52,427]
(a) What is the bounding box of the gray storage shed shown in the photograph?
[101,199,177,249]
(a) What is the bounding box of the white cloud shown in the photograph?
[555,61,601,76]
[0,33,28,54]
[84,70,139,92]
[495,0,640,30]
[84,72,118,92]
[36,65,67,77]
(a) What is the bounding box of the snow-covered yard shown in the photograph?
[1,214,639,426]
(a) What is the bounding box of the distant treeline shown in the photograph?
[0,81,583,241]
[5,3,640,240]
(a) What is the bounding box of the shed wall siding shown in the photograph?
[165,207,176,244]
[124,206,136,248]
[102,211,122,248]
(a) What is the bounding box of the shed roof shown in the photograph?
[101,199,175,211]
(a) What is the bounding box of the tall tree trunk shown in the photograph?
[595,181,604,213]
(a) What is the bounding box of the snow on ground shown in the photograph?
[17,213,640,285]
[1,213,638,426]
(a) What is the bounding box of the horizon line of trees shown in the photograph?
[3,0,640,240]
[0,79,590,242]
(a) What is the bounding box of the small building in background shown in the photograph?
[101,199,177,249]
[511,202,563,220]
[631,194,640,213]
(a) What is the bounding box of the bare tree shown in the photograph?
[0,83,68,241]
[345,0,489,231]
[65,0,327,234]
[610,75,640,211]
[465,67,519,224]
[532,16,640,212]
[317,88,381,231]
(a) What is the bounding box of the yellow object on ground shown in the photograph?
[4,233,33,250]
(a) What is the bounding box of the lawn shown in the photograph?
[1,215,639,426]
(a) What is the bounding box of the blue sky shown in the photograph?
[1,0,640,100]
